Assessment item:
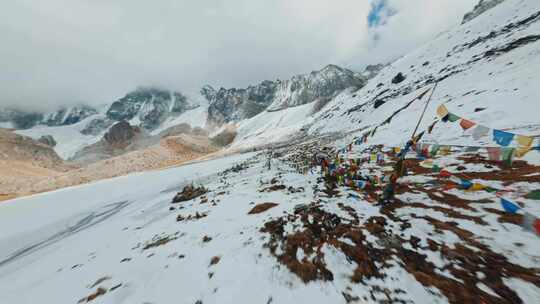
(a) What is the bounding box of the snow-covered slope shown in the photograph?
[16,115,108,159]
[309,0,540,150]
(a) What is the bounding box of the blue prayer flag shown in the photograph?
[501,198,520,214]
[460,179,473,189]
[493,129,515,146]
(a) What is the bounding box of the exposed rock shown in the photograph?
[38,135,56,147]
[158,123,192,138]
[106,87,197,130]
[391,72,406,84]
[248,202,279,214]
[42,105,98,126]
[0,129,63,168]
[104,121,141,149]
[172,184,208,203]
[80,118,114,136]
[462,0,506,24]
[210,127,237,147]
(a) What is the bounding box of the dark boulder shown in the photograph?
[391,72,406,84]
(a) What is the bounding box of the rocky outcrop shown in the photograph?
[103,121,142,149]
[38,135,57,147]
[0,105,98,130]
[42,105,98,126]
[205,65,366,127]
[106,88,197,130]
[0,128,63,168]
[80,117,114,136]
[462,0,506,24]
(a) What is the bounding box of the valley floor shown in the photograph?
[0,140,539,303]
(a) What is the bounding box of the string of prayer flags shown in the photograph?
[493,129,515,146]
[472,125,490,141]
[459,118,476,130]
[500,197,520,214]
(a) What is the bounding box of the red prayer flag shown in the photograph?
[459,118,476,130]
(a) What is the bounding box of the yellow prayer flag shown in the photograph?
[436,104,449,118]
[393,147,401,154]
[515,146,532,158]
[468,183,486,191]
[516,135,533,147]
[439,146,451,156]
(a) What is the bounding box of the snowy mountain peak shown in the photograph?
[205,64,366,127]
[106,87,197,130]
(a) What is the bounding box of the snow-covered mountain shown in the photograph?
[1,1,540,303]
[106,88,199,131]
[204,64,367,127]
[306,0,540,150]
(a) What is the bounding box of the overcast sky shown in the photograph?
[1,0,475,111]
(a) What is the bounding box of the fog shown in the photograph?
[0,0,475,111]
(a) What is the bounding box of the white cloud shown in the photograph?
[0,0,476,111]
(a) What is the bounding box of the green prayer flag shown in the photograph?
[501,147,515,166]
[430,145,440,157]
[431,164,441,173]
[447,113,460,122]
[525,190,540,200]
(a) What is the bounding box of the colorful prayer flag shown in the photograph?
[459,118,476,130]
[430,144,440,157]
[468,183,486,191]
[516,135,534,147]
[521,212,540,236]
[515,146,531,158]
[501,197,520,214]
[525,190,540,200]
[436,104,449,118]
[486,147,501,161]
[493,129,515,146]
[501,147,515,166]
[460,179,473,190]
[472,125,490,140]
[447,113,460,122]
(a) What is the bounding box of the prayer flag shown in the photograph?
[501,198,520,214]
[516,135,533,147]
[525,190,540,200]
[486,147,501,161]
[460,179,473,190]
[459,118,476,130]
[439,146,451,156]
[430,145,440,157]
[468,183,486,191]
[439,170,452,178]
[436,104,449,118]
[501,147,515,166]
[493,129,514,146]
[521,212,540,236]
[472,125,490,140]
[515,146,531,158]
[447,113,460,122]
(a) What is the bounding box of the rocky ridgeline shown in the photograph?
[203,65,370,127]
[462,0,507,24]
